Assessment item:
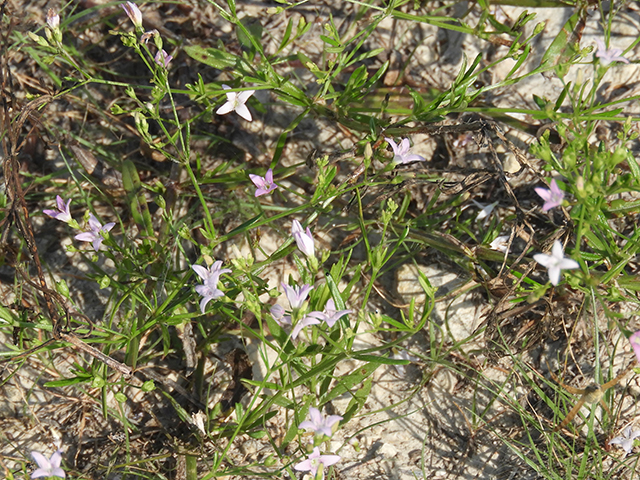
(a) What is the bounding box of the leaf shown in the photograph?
[538,4,586,78]
[183,45,238,70]
[122,160,154,238]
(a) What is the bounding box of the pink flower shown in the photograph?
[31,450,65,478]
[630,331,640,364]
[249,168,278,197]
[532,240,579,286]
[282,283,313,310]
[122,1,143,29]
[216,84,254,121]
[154,49,173,68]
[291,220,314,258]
[313,298,351,328]
[294,447,340,479]
[270,303,290,327]
[74,214,115,251]
[299,407,342,437]
[534,178,564,212]
[384,137,425,165]
[43,195,72,223]
[595,39,629,67]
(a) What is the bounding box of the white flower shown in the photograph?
[489,235,510,253]
[609,426,640,456]
[532,240,579,286]
[192,261,231,314]
[595,38,629,67]
[472,200,498,221]
[31,450,65,478]
[299,407,342,437]
[291,219,315,258]
[294,447,341,479]
[216,84,255,121]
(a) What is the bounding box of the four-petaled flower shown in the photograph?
[489,235,510,254]
[282,283,313,310]
[534,178,565,212]
[122,1,143,29]
[249,168,278,197]
[192,261,231,314]
[300,407,343,437]
[216,84,255,121]
[44,196,72,223]
[31,450,65,479]
[533,240,579,286]
[317,298,351,328]
[595,38,630,67]
[291,220,315,258]
[294,447,341,479]
[384,137,426,165]
[154,49,173,68]
[609,426,640,456]
[629,330,640,364]
[74,214,115,251]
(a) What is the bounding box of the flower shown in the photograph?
[294,447,341,479]
[630,331,640,364]
[216,84,255,121]
[472,200,498,221]
[291,313,322,340]
[384,137,426,165]
[534,178,564,212]
[489,235,510,253]
[74,214,115,251]
[140,29,159,44]
[43,196,72,223]
[46,9,60,30]
[192,261,231,314]
[270,303,291,327]
[532,240,579,286]
[122,1,143,29]
[300,407,343,437]
[281,283,313,310]
[249,169,278,197]
[318,298,351,328]
[595,38,629,67]
[31,450,65,479]
[609,426,640,456]
[154,49,173,68]
[291,220,315,258]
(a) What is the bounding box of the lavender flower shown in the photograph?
[534,178,564,212]
[74,214,115,251]
[595,39,630,66]
[43,195,72,223]
[384,137,425,165]
[270,303,291,327]
[154,49,173,68]
[319,298,351,328]
[122,1,143,29]
[46,9,60,30]
[249,168,278,197]
[291,219,315,258]
[192,261,231,314]
[299,407,342,437]
[609,426,640,456]
[281,283,313,310]
[291,313,322,340]
[216,84,255,121]
[532,240,579,286]
[31,450,65,479]
[294,447,340,479]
